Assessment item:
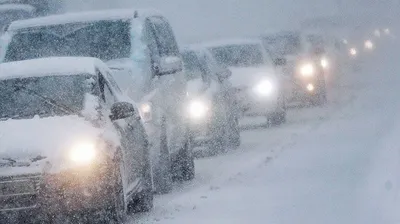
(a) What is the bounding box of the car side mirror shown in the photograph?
[216,68,232,81]
[273,58,287,66]
[109,102,136,121]
[156,56,183,76]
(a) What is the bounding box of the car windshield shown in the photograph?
[181,51,207,80]
[210,44,265,67]
[262,33,302,57]
[0,74,95,119]
[4,20,131,62]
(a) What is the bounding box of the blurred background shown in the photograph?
[62,0,399,44]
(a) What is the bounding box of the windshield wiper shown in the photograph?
[13,84,84,118]
[1,157,16,163]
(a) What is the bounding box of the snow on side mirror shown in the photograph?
[273,58,287,66]
[156,56,183,76]
[109,102,136,121]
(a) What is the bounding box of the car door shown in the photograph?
[98,70,144,196]
[204,50,237,109]
[146,16,187,154]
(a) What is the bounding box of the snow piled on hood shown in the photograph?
[0,116,104,159]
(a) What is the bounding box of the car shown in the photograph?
[0,57,153,223]
[181,45,241,155]
[0,8,194,194]
[261,31,327,106]
[203,38,287,126]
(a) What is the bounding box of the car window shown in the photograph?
[105,71,122,94]
[150,17,179,57]
[98,71,116,107]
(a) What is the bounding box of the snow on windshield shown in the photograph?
[0,74,97,119]
[4,20,131,62]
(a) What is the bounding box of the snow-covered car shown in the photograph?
[0,8,194,194]
[181,45,241,154]
[203,38,287,125]
[0,57,153,223]
[261,31,327,105]
[0,4,35,33]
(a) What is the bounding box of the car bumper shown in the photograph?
[0,166,115,216]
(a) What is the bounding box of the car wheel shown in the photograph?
[153,117,173,194]
[173,134,195,181]
[128,189,154,213]
[226,114,241,149]
[92,162,125,224]
[269,92,287,126]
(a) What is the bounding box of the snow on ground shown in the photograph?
[124,42,400,224]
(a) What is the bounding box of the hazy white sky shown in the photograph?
[63,0,396,44]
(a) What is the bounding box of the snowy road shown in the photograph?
[130,44,400,224]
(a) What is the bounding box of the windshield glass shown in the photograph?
[262,33,302,57]
[4,20,131,62]
[0,74,95,119]
[181,51,207,80]
[210,44,265,67]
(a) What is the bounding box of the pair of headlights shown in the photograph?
[298,58,328,77]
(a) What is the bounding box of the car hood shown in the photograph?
[227,66,278,88]
[0,116,116,172]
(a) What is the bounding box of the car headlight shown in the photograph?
[188,100,209,119]
[364,40,374,49]
[320,57,329,69]
[299,63,315,77]
[349,48,357,56]
[254,79,273,96]
[69,142,96,164]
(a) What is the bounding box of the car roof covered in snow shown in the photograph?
[0,3,35,13]
[200,38,264,49]
[0,57,107,80]
[8,8,162,31]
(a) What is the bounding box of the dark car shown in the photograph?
[261,31,327,105]
[181,46,241,155]
[0,57,153,223]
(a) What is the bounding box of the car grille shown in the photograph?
[0,174,42,211]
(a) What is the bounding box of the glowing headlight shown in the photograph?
[364,40,374,49]
[140,103,151,114]
[69,142,96,164]
[188,100,208,119]
[300,64,315,77]
[349,48,357,56]
[384,28,390,35]
[254,80,273,96]
[320,58,329,69]
[306,83,314,92]
[343,39,348,44]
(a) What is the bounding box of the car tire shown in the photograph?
[269,92,287,126]
[227,115,241,149]
[173,134,195,181]
[129,189,154,213]
[108,163,126,223]
[128,127,154,213]
[153,117,173,194]
[92,161,125,224]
